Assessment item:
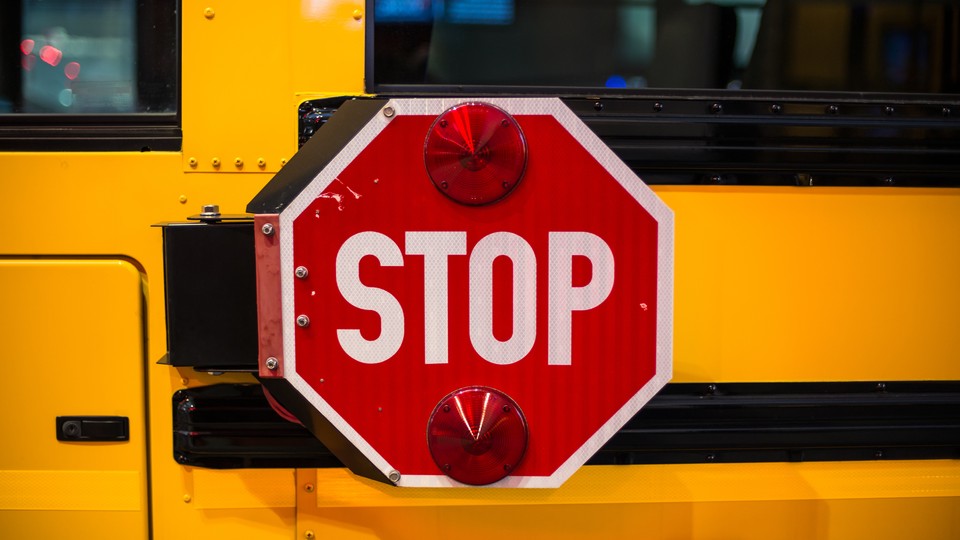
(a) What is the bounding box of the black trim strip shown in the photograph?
[172,382,960,470]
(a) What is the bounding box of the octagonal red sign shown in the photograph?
[252,98,673,487]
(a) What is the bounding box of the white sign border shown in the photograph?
[278,97,674,488]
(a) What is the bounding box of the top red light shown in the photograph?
[424,102,527,206]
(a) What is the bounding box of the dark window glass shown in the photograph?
[371,0,960,93]
[0,0,177,114]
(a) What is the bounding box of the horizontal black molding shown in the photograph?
[172,381,960,470]
[297,94,960,187]
[0,114,181,151]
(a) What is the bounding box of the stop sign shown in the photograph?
[248,98,673,488]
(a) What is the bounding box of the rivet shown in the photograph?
[388,470,401,483]
[188,157,198,167]
[178,195,188,204]
[258,157,266,168]
[770,103,783,114]
[593,101,604,112]
[234,157,243,168]
[706,453,717,462]
[943,107,952,117]
[875,450,884,459]
[265,357,278,370]
[352,9,363,20]
[882,177,895,186]
[883,106,895,116]
[826,105,839,115]
[383,106,395,118]
[502,405,511,413]
[653,102,664,112]
[183,494,192,503]
[180,378,189,386]
[211,157,221,168]
[261,223,275,236]
[377,407,383,412]
[439,119,448,128]
[304,483,315,493]
[442,404,450,413]
[203,7,215,19]
[280,158,288,166]
[296,315,310,328]
[710,103,723,114]
[295,266,309,279]
[305,531,315,540]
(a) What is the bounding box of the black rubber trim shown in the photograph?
[172,382,960,470]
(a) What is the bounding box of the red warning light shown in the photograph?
[64,61,81,80]
[424,102,527,206]
[39,45,62,67]
[426,386,528,485]
[20,39,35,55]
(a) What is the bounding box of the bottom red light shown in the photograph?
[426,386,528,485]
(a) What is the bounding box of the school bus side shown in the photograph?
[1,2,959,539]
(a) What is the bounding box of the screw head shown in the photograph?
[383,106,395,118]
[304,483,315,493]
[296,315,310,328]
[305,531,315,540]
[388,470,401,483]
[211,157,221,167]
[265,357,278,370]
[653,102,664,112]
[770,103,783,114]
[234,157,243,168]
[295,266,309,279]
[261,223,275,236]
[710,102,723,114]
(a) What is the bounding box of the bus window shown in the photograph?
[0,0,178,149]
[370,0,960,94]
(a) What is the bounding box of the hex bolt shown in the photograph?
[295,266,309,279]
[265,357,278,370]
[296,315,310,328]
[388,470,401,483]
[261,223,275,236]
[200,204,220,218]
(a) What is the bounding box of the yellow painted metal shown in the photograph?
[0,0,958,538]
[0,259,147,539]
[299,465,960,539]
[181,0,365,174]
[656,186,960,382]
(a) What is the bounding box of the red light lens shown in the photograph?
[424,102,527,206]
[426,386,528,485]
[39,45,62,67]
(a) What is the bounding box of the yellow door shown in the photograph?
[0,259,148,540]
